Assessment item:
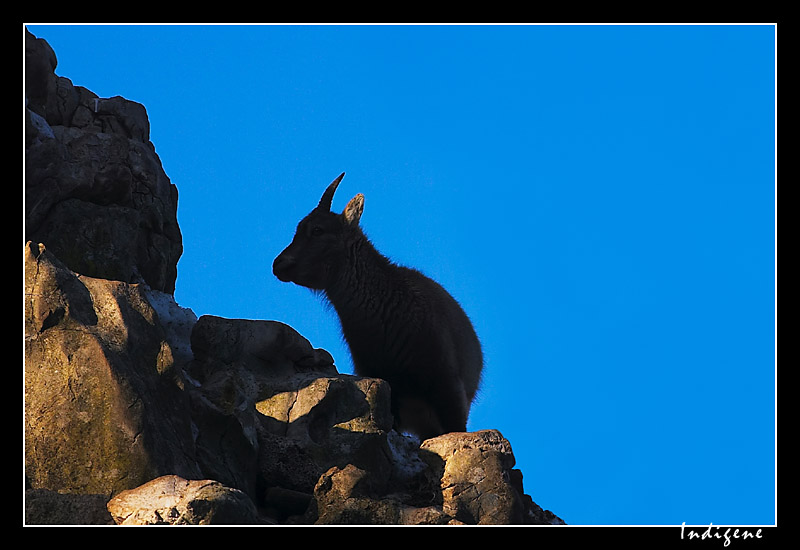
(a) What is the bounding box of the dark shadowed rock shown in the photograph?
[186,315,404,505]
[25,488,116,525]
[307,464,455,525]
[25,27,181,293]
[24,29,57,121]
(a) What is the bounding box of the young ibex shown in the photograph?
[273,173,483,440]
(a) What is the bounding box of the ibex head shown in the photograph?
[273,172,364,290]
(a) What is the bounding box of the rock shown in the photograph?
[419,430,522,524]
[26,107,54,149]
[25,489,115,525]
[92,96,151,142]
[25,29,150,143]
[186,315,402,502]
[307,464,456,525]
[309,464,398,524]
[24,242,201,496]
[308,465,411,525]
[187,315,338,385]
[185,315,337,498]
[24,29,57,120]
[142,286,198,369]
[25,28,181,293]
[255,376,396,488]
[106,475,262,525]
[420,429,563,525]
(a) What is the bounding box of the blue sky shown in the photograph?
[25,23,776,526]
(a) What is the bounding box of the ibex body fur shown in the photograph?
[273,173,483,440]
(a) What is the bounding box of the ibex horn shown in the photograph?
[318,172,346,211]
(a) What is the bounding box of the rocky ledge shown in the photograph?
[23,28,563,526]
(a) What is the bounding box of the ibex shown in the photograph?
[273,173,483,440]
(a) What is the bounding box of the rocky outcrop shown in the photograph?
[23,28,564,526]
[24,242,202,495]
[25,29,181,293]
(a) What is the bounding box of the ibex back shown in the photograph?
[273,173,483,440]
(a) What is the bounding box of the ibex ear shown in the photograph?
[343,194,364,226]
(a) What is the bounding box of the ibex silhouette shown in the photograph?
[273,173,483,440]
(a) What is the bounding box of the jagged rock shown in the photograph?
[185,315,338,500]
[300,429,565,525]
[24,29,57,123]
[188,315,338,386]
[420,429,563,525]
[419,430,522,524]
[307,464,455,525]
[255,376,396,488]
[24,241,201,496]
[186,315,406,505]
[304,430,560,526]
[25,488,115,525]
[106,475,262,525]
[24,28,181,293]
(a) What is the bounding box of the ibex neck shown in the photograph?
[324,234,397,318]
